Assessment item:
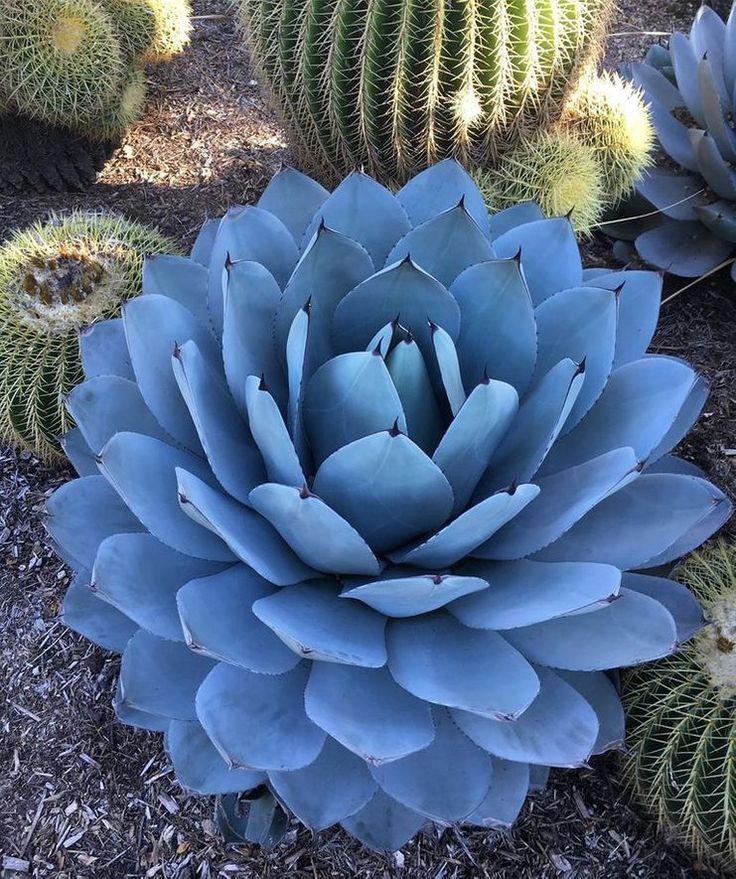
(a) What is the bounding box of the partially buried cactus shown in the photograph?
[47,161,730,851]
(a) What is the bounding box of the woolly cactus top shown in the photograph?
[47,161,730,851]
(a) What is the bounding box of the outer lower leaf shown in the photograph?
[190,217,219,266]
[176,565,300,673]
[341,574,489,618]
[648,374,706,464]
[556,671,625,755]
[387,613,539,720]
[63,573,137,653]
[450,559,621,630]
[341,790,427,852]
[252,582,387,667]
[269,737,377,830]
[120,631,215,721]
[142,255,211,329]
[114,680,168,732]
[79,318,134,381]
[465,758,530,828]
[637,169,707,221]
[249,483,382,575]
[60,428,97,477]
[312,431,454,554]
[97,433,235,562]
[305,664,434,764]
[635,219,734,277]
[622,572,705,645]
[196,662,326,771]
[257,165,329,244]
[452,666,599,767]
[371,709,493,823]
[167,720,266,794]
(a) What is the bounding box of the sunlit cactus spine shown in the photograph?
[622,541,736,870]
[137,0,192,63]
[100,0,157,61]
[91,66,148,140]
[473,129,605,235]
[0,0,125,130]
[0,212,173,461]
[236,0,613,184]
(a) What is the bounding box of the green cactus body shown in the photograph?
[0,213,173,462]
[622,543,736,870]
[100,0,157,61]
[237,0,612,183]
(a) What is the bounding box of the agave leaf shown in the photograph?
[452,666,598,767]
[646,97,699,173]
[63,572,137,653]
[176,470,316,585]
[216,790,288,849]
[197,662,326,771]
[396,158,490,235]
[670,31,706,126]
[366,321,395,358]
[386,613,539,720]
[92,533,227,641]
[431,323,466,416]
[646,373,707,462]
[46,475,144,571]
[691,7,728,103]
[167,720,265,795]
[97,433,234,562]
[114,680,169,732]
[533,287,617,432]
[541,356,697,474]
[208,205,299,335]
[503,587,678,670]
[176,565,300,673]
[450,259,537,395]
[303,351,406,466]
[450,559,621,630]
[190,217,220,266]
[223,260,287,414]
[556,671,625,755]
[341,789,427,852]
[432,380,519,515]
[258,165,330,245]
[59,428,97,477]
[249,482,382,575]
[274,227,374,371]
[696,132,736,200]
[120,631,215,721]
[622,572,705,644]
[79,318,134,381]
[628,61,684,111]
[245,377,304,488]
[67,375,172,455]
[588,271,661,369]
[696,200,736,242]
[725,2,736,98]
[341,574,489,618]
[385,203,495,286]
[304,664,434,763]
[303,172,410,266]
[487,203,545,240]
[477,360,583,496]
[535,473,729,568]
[465,758,530,828]
[635,219,734,276]
[173,341,265,504]
[698,58,736,162]
[142,255,212,330]
[253,581,387,667]
[269,738,377,830]
[390,486,539,568]
[385,336,444,454]
[492,218,582,306]
[124,294,219,453]
[333,258,461,367]
[646,454,706,477]
[480,448,638,560]
[312,431,454,554]
[637,169,708,221]
[371,709,493,822]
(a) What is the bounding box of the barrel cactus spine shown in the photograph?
[0,212,174,461]
[139,0,192,64]
[46,160,731,851]
[236,0,614,185]
[91,66,148,140]
[100,0,157,61]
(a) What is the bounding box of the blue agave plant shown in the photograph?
[47,160,731,851]
[617,3,736,277]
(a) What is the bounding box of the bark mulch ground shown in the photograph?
[1,0,735,876]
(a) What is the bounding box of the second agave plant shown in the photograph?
[47,161,730,851]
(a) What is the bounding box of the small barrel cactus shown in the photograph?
[236,0,613,183]
[615,2,736,277]
[0,212,173,461]
[138,0,192,63]
[0,0,125,130]
[622,542,736,870]
[473,129,605,235]
[93,66,148,140]
[46,161,731,851]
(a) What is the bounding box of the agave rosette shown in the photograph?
[47,160,731,850]
[619,3,736,277]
